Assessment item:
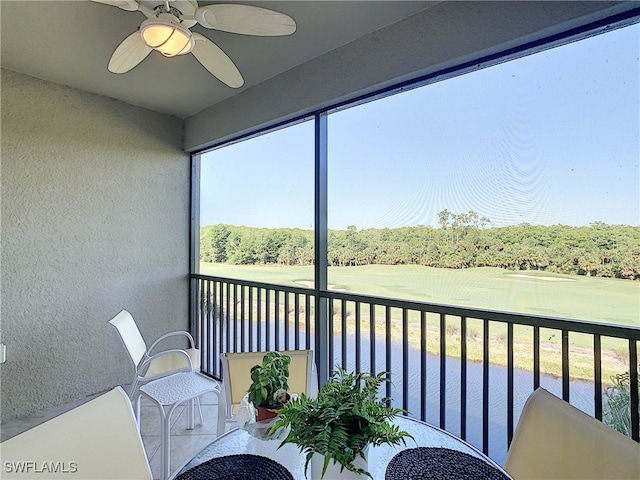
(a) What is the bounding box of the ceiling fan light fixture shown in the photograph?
[140,14,194,57]
[100,1,296,87]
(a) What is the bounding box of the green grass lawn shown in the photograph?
[201,263,639,326]
[199,262,639,381]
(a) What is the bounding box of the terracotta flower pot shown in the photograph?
[255,393,290,421]
[255,404,283,422]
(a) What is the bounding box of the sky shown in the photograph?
[200,22,639,231]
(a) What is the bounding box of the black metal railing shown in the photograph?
[191,273,640,464]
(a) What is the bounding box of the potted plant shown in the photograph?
[271,367,412,479]
[247,351,291,421]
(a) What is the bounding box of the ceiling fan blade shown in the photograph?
[191,33,244,88]
[91,0,139,12]
[108,32,152,73]
[195,4,296,36]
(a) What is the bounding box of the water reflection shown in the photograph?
[208,326,599,466]
[330,335,597,466]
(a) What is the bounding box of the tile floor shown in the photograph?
[1,387,230,480]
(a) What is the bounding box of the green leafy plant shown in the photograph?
[247,351,291,407]
[271,367,412,478]
[603,372,638,437]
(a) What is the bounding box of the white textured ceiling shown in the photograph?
[3,1,638,124]
[0,1,436,118]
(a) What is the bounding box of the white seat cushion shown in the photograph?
[504,388,640,479]
[0,387,152,480]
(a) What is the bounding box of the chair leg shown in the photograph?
[186,398,204,429]
[128,379,139,400]
[128,379,142,428]
[187,399,195,430]
[216,393,227,436]
[131,393,142,430]
[196,397,204,426]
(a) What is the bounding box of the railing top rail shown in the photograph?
[191,273,313,296]
[191,273,640,340]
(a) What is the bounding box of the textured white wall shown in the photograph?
[0,69,189,421]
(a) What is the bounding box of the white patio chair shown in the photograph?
[0,386,152,480]
[108,309,204,424]
[504,387,640,479]
[218,349,318,431]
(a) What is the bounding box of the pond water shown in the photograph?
[330,335,598,466]
[212,327,603,467]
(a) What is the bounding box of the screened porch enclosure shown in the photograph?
[188,11,640,468]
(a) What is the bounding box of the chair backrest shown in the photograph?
[220,350,317,411]
[108,310,147,367]
[504,387,640,479]
[0,387,152,480]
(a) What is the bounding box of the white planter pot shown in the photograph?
[310,450,368,479]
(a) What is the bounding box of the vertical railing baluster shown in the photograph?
[385,306,392,407]
[402,308,409,414]
[240,285,246,352]
[305,293,311,350]
[208,282,213,368]
[507,323,514,447]
[328,298,334,375]
[233,284,239,351]
[594,334,602,421]
[214,281,219,373]
[196,279,202,371]
[294,293,300,350]
[224,282,229,352]
[198,279,204,373]
[284,292,290,351]
[440,313,446,429]
[629,339,639,442]
[341,299,347,368]
[483,318,490,455]
[275,290,280,351]
[248,286,253,351]
[533,325,540,390]
[214,281,220,375]
[224,282,230,353]
[218,282,223,355]
[265,288,271,351]
[370,304,376,377]
[213,280,217,371]
[460,316,467,440]
[203,280,210,375]
[562,329,570,402]
[209,280,214,361]
[355,302,361,375]
[198,279,205,373]
[257,288,262,351]
[421,311,427,422]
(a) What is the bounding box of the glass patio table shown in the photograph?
[175,415,511,479]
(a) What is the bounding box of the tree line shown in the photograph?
[201,210,640,280]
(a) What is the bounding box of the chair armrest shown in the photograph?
[147,330,196,355]
[137,349,193,380]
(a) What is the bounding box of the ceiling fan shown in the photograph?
[93,0,296,88]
